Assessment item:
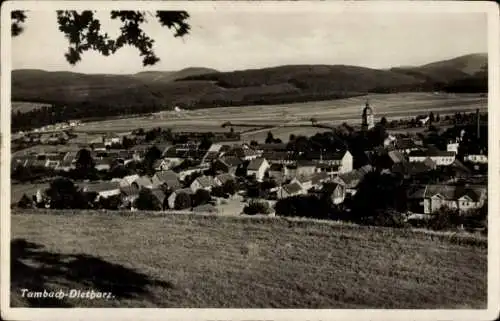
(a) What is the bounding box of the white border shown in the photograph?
[1,1,499,321]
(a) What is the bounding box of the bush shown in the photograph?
[243,200,271,215]
[174,192,192,210]
[134,188,162,211]
[192,189,211,207]
[17,194,33,209]
[427,207,462,230]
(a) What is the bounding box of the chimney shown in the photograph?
[476,109,480,139]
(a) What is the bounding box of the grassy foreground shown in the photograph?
[10,210,487,308]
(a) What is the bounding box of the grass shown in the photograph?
[12,101,52,114]
[10,210,487,308]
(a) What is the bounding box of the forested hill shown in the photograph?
[11,53,487,130]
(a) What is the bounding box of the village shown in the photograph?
[11,102,488,230]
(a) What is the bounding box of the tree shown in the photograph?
[192,189,211,207]
[243,200,271,215]
[174,192,192,210]
[380,117,388,127]
[76,148,95,173]
[12,10,190,66]
[17,194,33,209]
[250,140,259,147]
[45,177,86,209]
[310,117,318,126]
[265,131,275,144]
[134,188,162,211]
[289,134,296,142]
[222,179,238,196]
[143,145,162,173]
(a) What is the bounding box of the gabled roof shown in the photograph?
[134,176,153,187]
[193,175,216,188]
[150,189,166,203]
[387,150,406,164]
[153,170,179,186]
[257,143,289,151]
[215,173,234,185]
[424,184,486,202]
[172,187,194,195]
[247,158,267,171]
[120,185,140,196]
[269,163,285,172]
[121,174,140,185]
[83,181,121,193]
[311,171,329,185]
[283,182,303,194]
[219,156,242,167]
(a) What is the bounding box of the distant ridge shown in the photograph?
[12,53,487,114]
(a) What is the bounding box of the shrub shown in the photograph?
[192,189,211,207]
[134,188,162,211]
[243,200,271,215]
[17,194,33,209]
[174,192,192,210]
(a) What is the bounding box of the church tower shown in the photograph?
[361,100,374,131]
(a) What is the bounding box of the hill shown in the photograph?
[11,54,487,130]
[131,67,219,83]
[390,53,487,85]
[11,211,486,308]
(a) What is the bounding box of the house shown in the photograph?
[120,185,140,206]
[120,174,141,187]
[447,140,460,154]
[261,151,297,165]
[153,158,183,171]
[81,181,121,199]
[94,158,112,171]
[247,158,270,182]
[394,138,420,154]
[423,184,487,214]
[212,156,242,175]
[167,188,194,209]
[92,142,108,152]
[104,135,121,147]
[323,182,346,205]
[310,150,353,174]
[55,159,75,172]
[391,160,435,178]
[294,161,317,177]
[464,154,488,164]
[178,165,208,181]
[408,147,456,166]
[334,169,369,197]
[228,145,260,161]
[152,170,181,190]
[201,143,226,164]
[214,173,235,186]
[132,176,154,189]
[311,171,330,188]
[150,188,167,210]
[190,175,216,192]
[406,185,427,213]
[290,176,313,192]
[315,163,340,176]
[276,182,305,199]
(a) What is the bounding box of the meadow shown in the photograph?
[12,101,52,114]
[10,211,487,308]
[73,92,487,141]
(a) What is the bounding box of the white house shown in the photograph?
[319,150,353,174]
[423,184,487,214]
[190,175,217,192]
[120,174,140,187]
[290,176,313,192]
[276,182,305,199]
[446,140,460,154]
[82,181,121,199]
[247,158,270,182]
[408,148,455,166]
[464,154,488,164]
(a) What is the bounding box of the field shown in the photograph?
[73,93,487,142]
[10,211,487,308]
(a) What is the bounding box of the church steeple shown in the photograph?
[361,100,374,131]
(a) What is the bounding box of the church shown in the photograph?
[361,101,374,131]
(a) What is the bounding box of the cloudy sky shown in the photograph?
[12,9,487,74]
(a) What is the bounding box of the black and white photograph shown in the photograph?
[1,1,499,320]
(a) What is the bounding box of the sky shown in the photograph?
[12,9,488,74]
